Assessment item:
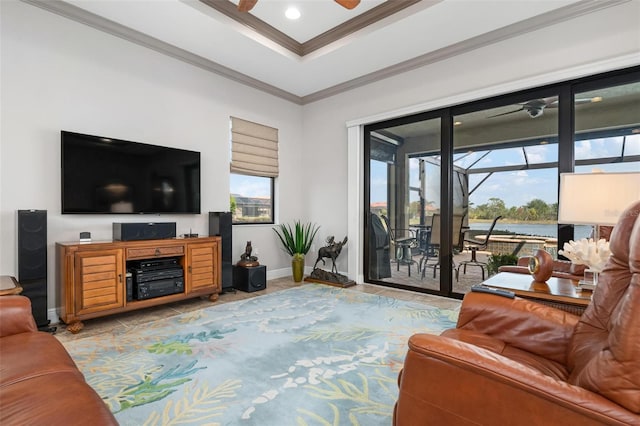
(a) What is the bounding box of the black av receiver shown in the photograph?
[135,277,184,300]
[129,257,179,271]
[131,267,183,283]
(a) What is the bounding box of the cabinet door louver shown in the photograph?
[75,249,124,315]
[188,242,219,293]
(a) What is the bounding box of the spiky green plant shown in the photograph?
[487,253,519,276]
[273,221,320,259]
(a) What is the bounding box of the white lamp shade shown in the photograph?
[558,172,640,225]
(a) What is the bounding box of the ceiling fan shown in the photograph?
[237,0,360,12]
[488,96,601,119]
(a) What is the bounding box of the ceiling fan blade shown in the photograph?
[538,96,599,108]
[335,0,361,10]
[487,95,599,119]
[238,0,258,12]
[487,107,524,118]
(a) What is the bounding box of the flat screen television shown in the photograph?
[61,131,201,214]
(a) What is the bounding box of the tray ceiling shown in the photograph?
[23,0,628,104]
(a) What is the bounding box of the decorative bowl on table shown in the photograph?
[528,249,553,283]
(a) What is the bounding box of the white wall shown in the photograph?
[301,1,640,281]
[0,1,305,316]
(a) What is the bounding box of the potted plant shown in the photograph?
[486,253,519,276]
[273,221,320,282]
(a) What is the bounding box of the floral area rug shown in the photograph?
[61,284,459,425]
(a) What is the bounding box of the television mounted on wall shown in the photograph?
[61,131,201,214]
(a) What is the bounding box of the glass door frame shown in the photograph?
[364,109,451,296]
[362,65,640,300]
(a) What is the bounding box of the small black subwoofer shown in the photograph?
[233,265,266,292]
[113,222,176,241]
[17,209,48,328]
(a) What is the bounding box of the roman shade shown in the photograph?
[230,117,279,178]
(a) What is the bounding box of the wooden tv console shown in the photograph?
[57,236,221,333]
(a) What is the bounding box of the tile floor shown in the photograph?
[54,278,461,342]
[373,250,491,293]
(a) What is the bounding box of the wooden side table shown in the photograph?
[482,272,591,315]
[0,275,22,296]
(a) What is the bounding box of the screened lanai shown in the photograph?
[365,72,640,298]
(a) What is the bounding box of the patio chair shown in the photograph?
[420,214,465,279]
[456,215,502,281]
[381,214,418,277]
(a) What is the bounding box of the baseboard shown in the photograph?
[267,267,292,280]
[48,267,348,324]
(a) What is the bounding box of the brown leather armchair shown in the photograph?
[394,200,640,425]
[0,295,117,425]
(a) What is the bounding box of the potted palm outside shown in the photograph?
[273,221,320,282]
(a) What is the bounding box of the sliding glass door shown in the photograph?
[452,92,560,295]
[574,80,640,175]
[365,115,445,294]
[363,66,639,299]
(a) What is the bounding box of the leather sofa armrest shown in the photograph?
[394,334,638,425]
[498,265,530,274]
[455,292,579,364]
[496,265,584,282]
[0,295,38,337]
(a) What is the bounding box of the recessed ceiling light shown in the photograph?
[285,7,301,20]
[454,121,462,126]
[591,96,603,103]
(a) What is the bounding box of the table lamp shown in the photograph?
[558,171,640,288]
[558,171,640,232]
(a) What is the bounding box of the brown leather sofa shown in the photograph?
[394,200,640,425]
[0,295,117,425]
[498,256,587,281]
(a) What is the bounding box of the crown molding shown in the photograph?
[347,53,640,128]
[19,0,633,106]
[20,0,304,104]
[302,0,633,104]
[198,0,302,56]
[200,0,424,57]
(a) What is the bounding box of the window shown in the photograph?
[230,117,278,224]
[574,81,640,173]
[230,174,274,224]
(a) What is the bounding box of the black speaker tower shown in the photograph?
[17,210,50,329]
[209,212,233,292]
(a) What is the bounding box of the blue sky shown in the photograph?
[230,174,271,198]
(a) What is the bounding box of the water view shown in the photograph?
[470,222,592,240]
